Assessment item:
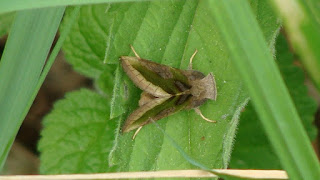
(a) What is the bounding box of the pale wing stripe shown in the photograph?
[129,98,168,122]
[123,97,170,132]
[121,57,170,97]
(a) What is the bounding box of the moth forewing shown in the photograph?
[122,96,170,133]
[120,56,171,98]
[139,92,155,106]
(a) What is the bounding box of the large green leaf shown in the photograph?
[52,0,279,174]
[109,0,279,171]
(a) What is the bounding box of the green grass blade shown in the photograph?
[32,7,80,102]
[269,0,320,90]
[207,0,320,179]
[0,12,14,37]
[0,0,147,14]
[0,7,65,170]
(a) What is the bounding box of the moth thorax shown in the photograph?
[190,83,206,97]
[190,73,217,100]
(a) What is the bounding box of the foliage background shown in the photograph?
[0,0,319,179]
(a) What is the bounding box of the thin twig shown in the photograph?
[0,169,288,180]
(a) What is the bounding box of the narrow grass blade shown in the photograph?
[269,0,320,90]
[0,7,65,170]
[206,0,320,179]
[0,0,147,14]
[32,7,80,103]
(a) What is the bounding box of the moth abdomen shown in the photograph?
[176,94,191,106]
[153,107,176,121]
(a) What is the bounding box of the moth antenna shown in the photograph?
[132,126,143,139]
[188,49,198,70]
[194,108,216,123]
[130,45,141,59]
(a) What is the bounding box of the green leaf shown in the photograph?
[107,0,279,172]
[57,0,279,174]
[229,34,318,170]
[60,6,110,79]
[60,6,117,97]
[0,12,14,37]
[108,0,247,171]
[38,89,117,174]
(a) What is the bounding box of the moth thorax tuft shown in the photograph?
[190,73,217,100]
[190,83,205,97]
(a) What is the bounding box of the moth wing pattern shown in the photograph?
[138,92,155,106]
[120,56,194,96]
[120,48,217,135]
[122,95,191,133]
[120,56,170,97]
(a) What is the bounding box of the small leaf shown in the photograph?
[60,6,114,79]
[229,34,318,169]
[38,89,117,174]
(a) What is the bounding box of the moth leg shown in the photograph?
[194,108,216,123]
[132,126,143,140]
[130,45,141,59]
[188,49,198,70]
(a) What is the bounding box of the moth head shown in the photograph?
[190,73,217,101]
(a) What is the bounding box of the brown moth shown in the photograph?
[120,46,217,139]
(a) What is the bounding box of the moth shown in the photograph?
[120,46,217,139]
